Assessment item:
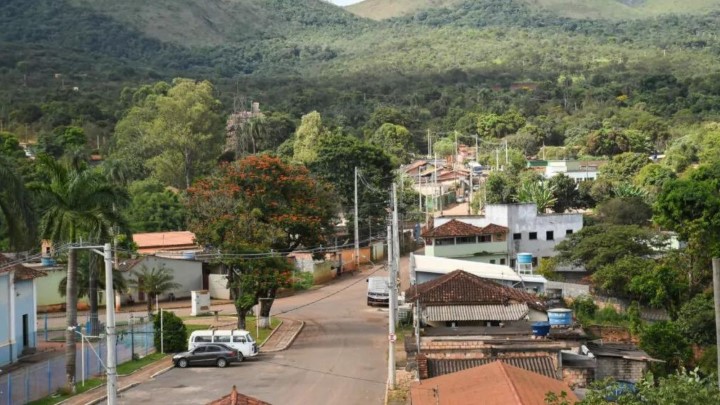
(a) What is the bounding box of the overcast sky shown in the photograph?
[330,0,364,5]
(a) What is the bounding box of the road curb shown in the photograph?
[150,364,175,379]
[85,382,141,405]
[259,319,284,348]
[261,320,305,353]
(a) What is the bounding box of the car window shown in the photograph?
[206,346,220,352]
[193,346,206,353]
[215,336,231,343]
[194,336,211,343]
[233,336,246,343]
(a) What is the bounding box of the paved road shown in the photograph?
[117,267,390,405]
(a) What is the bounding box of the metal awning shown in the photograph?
[423,303,529,321]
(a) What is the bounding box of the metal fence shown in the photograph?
[0,321,155,405]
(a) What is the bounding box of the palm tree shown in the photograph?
[58,251,127,302]
[30,155,128,390]
[126,264,180,315]
[0,154,36,249]
[518,180,557,213]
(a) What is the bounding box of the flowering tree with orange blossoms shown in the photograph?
[187,154,338,328]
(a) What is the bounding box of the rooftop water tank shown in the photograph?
[548,308,573,327]
[41,257,56,267]
[517,253,533,264]
[532,322,550,337]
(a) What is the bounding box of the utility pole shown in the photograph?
[713,258,720,388]
[354,167,360,270]
[468,167,473,215]
[505,139,509,167]
[496,148,500,171]
[388,183,399,389]
[104,243,117,405]
[427,129,432,158]
[411,253,420,356]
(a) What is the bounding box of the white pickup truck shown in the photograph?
[366,276,390,306]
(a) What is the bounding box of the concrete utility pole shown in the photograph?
[713,258,720,388]
[354,167,360,270]
[386,220,394,390]
[388,183,400,389]
[104,243,117,405]
[427,129,432,158]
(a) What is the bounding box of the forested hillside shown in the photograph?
[348,0,720,19]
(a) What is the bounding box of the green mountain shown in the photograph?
[346,0,461,20]
[348,0,720,20]
[2,0,720,143]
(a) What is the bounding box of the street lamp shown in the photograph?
[68,326,104,387]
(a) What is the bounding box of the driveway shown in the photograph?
[118,267,390,404]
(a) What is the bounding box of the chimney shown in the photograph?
[251,102,260,114]
[230,385,238,405]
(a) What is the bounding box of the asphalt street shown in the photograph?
[117,266,391,405]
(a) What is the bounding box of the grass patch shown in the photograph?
[116,352,167,375]
[27,378,103,405]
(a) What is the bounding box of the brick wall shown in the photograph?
[562,367,593,389]
[595,357,646,383]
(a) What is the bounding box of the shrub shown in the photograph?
[570,295,597,323]
[154,310,187,353]
[292,271,314,291]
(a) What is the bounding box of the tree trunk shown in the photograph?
[88,254,99,336]
[65,249,78,392]
[236,306,247,330]
[147,293,153,316]
[258,293,276,329]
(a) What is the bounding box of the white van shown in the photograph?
[188,329,258,361]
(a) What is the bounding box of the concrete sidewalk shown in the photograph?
[259,318,304,353]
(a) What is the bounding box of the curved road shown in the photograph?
[118,267,390,405]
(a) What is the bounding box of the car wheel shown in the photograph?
[177,359,188,368]
[237,352,244,363]
[217,358,227,368]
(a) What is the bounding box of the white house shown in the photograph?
[0,254,45,366]
[413,254,547,294]
[433,203,583,269]
[122,256,205,305]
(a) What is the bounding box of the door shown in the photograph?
[22,314,29,347]
[190,346,206,365]
[202,267,210,290]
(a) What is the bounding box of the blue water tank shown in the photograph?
[517,253,533,264]
[532,322,551,337]
[41,257,56,266]
[548,308,573,326]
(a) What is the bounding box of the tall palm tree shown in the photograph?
[30,155,128,390]
[126,264,180,315]
[0,154,36,249]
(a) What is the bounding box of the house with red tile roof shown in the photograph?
[404,270,547,327]
[422,219,509,265]
[410,361,578,405]
[207,385,270,405]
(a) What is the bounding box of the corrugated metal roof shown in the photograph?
[427,356,559,379]
[424,304,529,321]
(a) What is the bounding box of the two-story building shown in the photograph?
[429,203,583,269]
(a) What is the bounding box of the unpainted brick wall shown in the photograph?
[595,357,646,383]
[562,367,593,389]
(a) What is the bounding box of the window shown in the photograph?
[193,346,207,353]
[529,232,537,240]
[500,258,506,265]
[532,257,538,267]
[215,336,231,343]
[566,229,573,236]
[194,336,211,343]
[206,346,221,352]
[495,233,506,241]
[456,236,476,244]
[513,233,521,240]
[233,336,247,343]
[510,259,516,268]
[435,238,455,246]
[490,260,496,264]
[546,231,554,241]
[479,235,492,243]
